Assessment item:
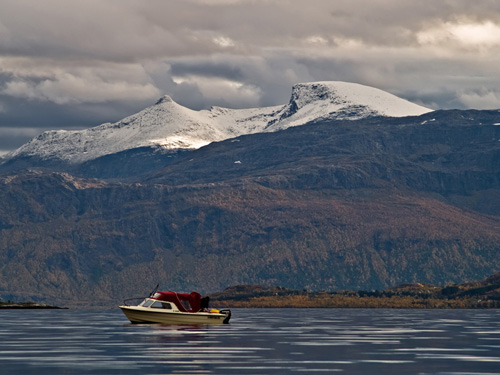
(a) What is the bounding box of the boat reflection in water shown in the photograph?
[120,289,231,325]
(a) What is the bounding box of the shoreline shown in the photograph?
[0,302,67,309]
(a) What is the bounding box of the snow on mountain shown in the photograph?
[266,81,432,131]
[6,82,432,164]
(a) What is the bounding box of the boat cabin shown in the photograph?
[139,291,209,313]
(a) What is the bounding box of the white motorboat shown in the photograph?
[120,289,231,325]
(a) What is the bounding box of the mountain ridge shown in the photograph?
[1,111,500,306]
[3,81,431,166]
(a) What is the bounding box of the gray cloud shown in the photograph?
[1,0,500,152]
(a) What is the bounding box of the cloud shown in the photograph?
[458,89,500,110]
[417,19,500,54]
[2,0,500,152]
[3,74,161,105]
[173,75,262,108]
[0,57,162,104]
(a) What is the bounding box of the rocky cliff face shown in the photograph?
[1,110,500,307]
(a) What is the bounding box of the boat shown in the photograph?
[120,288,231,325]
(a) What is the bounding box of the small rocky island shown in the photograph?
[0,301,66,309]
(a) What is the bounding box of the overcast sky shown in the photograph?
[1,0,500,154]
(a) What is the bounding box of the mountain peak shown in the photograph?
[257,81,431,132]
[287,81,430,119]
[289,82,337,110]
[155,94,175,105]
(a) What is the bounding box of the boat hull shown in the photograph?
[120,306,230,325]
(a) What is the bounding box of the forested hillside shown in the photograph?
[1,111,500,306]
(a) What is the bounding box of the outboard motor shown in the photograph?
[200,296,210,310]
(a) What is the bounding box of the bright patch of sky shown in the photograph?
[418,20,500,51]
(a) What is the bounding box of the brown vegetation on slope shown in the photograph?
[1,113,500,306]
[211,271,500,309]
[1,169,500,307]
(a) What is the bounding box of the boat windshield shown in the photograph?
[141,299,154,307]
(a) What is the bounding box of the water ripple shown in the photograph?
[0,308,499,374]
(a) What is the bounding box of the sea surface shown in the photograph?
[0,308,499,374]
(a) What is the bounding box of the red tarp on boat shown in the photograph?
[152,291,202,312]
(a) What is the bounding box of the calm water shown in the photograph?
[0,308,499,374]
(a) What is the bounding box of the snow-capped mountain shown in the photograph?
[265,82,432,131]
[5,81,432,164]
